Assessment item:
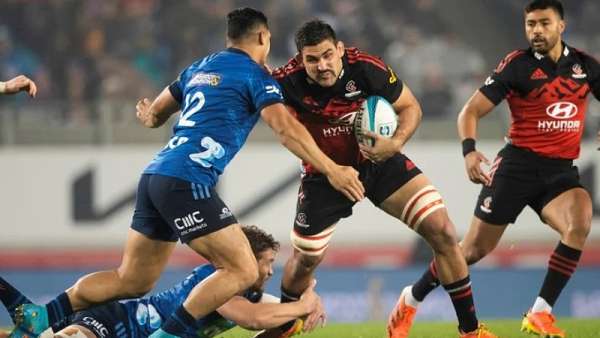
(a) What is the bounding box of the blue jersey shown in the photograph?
[121,264,263,338]
[143,48,284,186]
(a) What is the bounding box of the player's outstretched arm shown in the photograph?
[261,103,365,202]
[0,75,37,97]
[136,86,180,128]
[216,281,323,331]
[458,90,496,185]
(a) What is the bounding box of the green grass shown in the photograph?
[215,319,600,338]
[4,319,600,337]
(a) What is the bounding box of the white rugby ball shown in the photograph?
[354,96,397,147]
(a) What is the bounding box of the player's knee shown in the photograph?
[567,220,591,242]
[461,244,488,265]
[565,205,592,242]
[421,218,458,253]
[115,269,156,298]
[238,262,260,289]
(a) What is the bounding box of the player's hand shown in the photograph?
[303,298,327,332]
[464,151,491,185]
[3,75,37,97]
[358,131,401,163]
[325,165,364,202]
[300,280,326,332]
[136,98,155,127]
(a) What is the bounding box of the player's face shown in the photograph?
[525,8,564,54]
[301,39,345,87]
[251,249,276,292]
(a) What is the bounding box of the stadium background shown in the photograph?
[1,0,599,327]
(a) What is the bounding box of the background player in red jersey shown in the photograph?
[0,75,36,97]
[261,20,498,338]
[405,1,600,337]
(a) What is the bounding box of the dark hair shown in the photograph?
[227,7,268,42]
[525,0,564,19]
[295,19,337,52]
[242,225,280,257]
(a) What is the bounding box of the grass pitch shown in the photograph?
[3,319,599,337]
[216,319,600,338]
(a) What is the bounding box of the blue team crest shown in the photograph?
[135,303,162,329]
[189,72,221,87]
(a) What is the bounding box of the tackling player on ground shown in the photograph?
[9,8,360,338]
[261,20,498,338]
[0,226,325,338]
[402,1,599,337]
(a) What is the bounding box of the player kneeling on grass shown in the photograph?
[0,226,325,338]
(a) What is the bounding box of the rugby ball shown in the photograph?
[354,96,397,147]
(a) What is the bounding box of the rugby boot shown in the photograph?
[459,323,499,338]
[12,304,49,336]
[521,310,565,338]
[387,286,417,338]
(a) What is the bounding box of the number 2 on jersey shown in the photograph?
[179,91,205,127]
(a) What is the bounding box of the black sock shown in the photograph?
[539,241,582,307]
[443,276,478,333]
[0,277,32,322]
[162,305,198,337]
[45,292,73,326]
[412,261,441,301]
[278,286,301,331]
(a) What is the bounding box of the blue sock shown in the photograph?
[161,305,198,337]
[45,292,73,325]
[0,277,32,322]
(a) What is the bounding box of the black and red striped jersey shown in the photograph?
[272,47,403,174]
[479,44,600,159]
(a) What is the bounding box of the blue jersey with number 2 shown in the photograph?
[144,48,283,186]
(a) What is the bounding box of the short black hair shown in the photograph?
[295,19,337,52]
[242,225,280,258]
[525,0,564,19]
[227,7,268,42]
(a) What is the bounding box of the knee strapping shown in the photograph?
[401,185,445,231]
[290,226,336,256]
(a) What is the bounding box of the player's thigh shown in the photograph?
[187,223,257,273]
[54,325,97,338]
[291,175,354,256]
[540,187,592,236]
[460,216,508,261]
[118,229,175,286]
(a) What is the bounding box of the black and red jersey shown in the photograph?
[273,47,403,174]
[479,44,600,159]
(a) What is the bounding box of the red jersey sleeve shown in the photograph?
[479,50,525,105]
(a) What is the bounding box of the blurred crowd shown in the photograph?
[1,0,599,126]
